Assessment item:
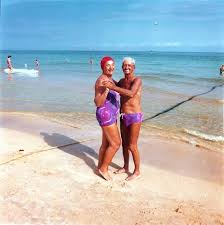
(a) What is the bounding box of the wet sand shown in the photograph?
[0,112,224,225]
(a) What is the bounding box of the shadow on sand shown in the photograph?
[40,132,120,174]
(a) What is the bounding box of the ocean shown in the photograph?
[0,50,223,151]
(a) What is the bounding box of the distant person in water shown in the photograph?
[220,65,224,76]
[103,57,143,181]
[89,57,94,65]
[7,56,13,70]
[35,59,40,70]
[94,56,121,181]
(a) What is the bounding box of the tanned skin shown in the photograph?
[103,59,142,181]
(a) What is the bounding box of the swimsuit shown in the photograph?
[121,112,143,127]
[7,60,12,69]
[96,90,120,126]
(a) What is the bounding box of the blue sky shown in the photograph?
[1,0,223,51]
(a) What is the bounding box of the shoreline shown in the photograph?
[0,112,223,224]
[1,110,223,153]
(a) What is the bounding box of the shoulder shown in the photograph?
[133,76,142,84]
[135,76,141,80]
[96,75,108,85]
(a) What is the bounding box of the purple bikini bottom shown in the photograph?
[96,105,118,127]
[121,112,143,127]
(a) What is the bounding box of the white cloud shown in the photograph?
[154,42,182,47]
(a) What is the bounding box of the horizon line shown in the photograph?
[0,49,223,54]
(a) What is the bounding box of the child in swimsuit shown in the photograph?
[7,56,12,70]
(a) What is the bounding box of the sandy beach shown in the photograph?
[1,0,224,223]
[0,112,223,225]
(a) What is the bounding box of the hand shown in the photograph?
[105,87,110,94]
[102,80,115,89]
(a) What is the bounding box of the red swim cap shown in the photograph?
[100,56,114,70]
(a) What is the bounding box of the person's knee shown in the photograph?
[122,142,129,151]
[110,138,121,150]
[128,143,137,152]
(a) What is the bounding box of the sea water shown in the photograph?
[0,50,223,151]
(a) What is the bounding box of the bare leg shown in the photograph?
[125,122,141,181]
[97,131,109,169]
[114,119,130,174]
[99,124,121,180]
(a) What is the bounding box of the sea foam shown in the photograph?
[184,129,224,142]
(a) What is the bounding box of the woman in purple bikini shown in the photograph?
[94,56,121,181]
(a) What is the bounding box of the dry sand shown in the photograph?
[0,112,224,225]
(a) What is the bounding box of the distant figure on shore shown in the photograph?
[94,56,121,181]
[220,65,224,76]
[103,57,143,181]
[89,57,94,65]
[7,56,13,70]
[35,59,40,70]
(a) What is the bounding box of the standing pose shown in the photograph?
[103,57,143,181]
[94,56,121,181]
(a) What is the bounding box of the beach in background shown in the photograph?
[1,0,224,223]
[1,50,223,152]
[1,50,224,224]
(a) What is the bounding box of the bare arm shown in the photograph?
[94,79,109,107]
[103,78,142,98]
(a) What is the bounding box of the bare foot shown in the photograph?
[114,168,129,174]
[98,169,112,181]
[125,173,141,181]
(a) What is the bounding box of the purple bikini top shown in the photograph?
[97,90,120,111]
